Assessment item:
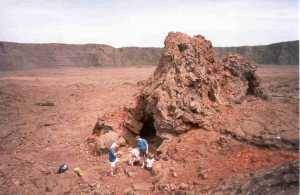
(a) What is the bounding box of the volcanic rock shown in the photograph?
[152,161,163,176]
[87,111,130,153]
[210,160,299,194]
[124,32,268,135]
[179,183,189,190]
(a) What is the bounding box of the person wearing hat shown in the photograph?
[108,142,118,176]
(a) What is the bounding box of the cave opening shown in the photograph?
[140,116,156,138]
[139,116,162,149]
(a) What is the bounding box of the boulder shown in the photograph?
[87,110,131,153]
[152,161,163,176]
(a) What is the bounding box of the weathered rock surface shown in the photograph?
[209,160,299,195]
[124,32,268,135]
[89,32,297,155]
[87,111,128,153]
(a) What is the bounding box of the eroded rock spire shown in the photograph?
[124,32,268,135]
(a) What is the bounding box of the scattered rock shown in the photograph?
[199,172,208,180]
[215,136,228,147]
[124,187,135,195]
[35,101,55,106]
[124,168,134,177]
[169,183,176,191]
[179,183,189,190]
[43,123,56,127]
[132,182,153,191]
[152,162,163,176]
[172,171,178,177]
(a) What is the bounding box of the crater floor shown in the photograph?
[0,65,298,194]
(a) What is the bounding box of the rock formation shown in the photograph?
[87,32,297,194]
[123,32,268,136]
[210,160,299,194]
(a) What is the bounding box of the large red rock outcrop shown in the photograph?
[123,32,268,136]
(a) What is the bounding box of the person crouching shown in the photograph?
[145,153,155,171]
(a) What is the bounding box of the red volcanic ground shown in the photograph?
[0,65,298,194]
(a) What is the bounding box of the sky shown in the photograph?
[0,0,298,47]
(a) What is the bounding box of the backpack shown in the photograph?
[137,138,148,151]
[108,148,116,162]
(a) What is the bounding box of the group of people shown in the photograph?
[107,136,154,176]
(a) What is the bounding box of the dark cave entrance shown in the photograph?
[139,116,162,149]
[140,116,156,138]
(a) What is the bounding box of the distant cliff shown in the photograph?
[0,40,298,70]
[215,41,299,65]
[0,42,162,70]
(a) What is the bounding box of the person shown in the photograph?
[136,136,149,158]
[145,154,155,171]
[108,142,118,176]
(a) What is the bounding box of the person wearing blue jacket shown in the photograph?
[136,136,149,157]
[108,142,118,176]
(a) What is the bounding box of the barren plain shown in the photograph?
[0,65,298,194]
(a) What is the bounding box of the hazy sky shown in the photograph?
[0,0,298,47]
